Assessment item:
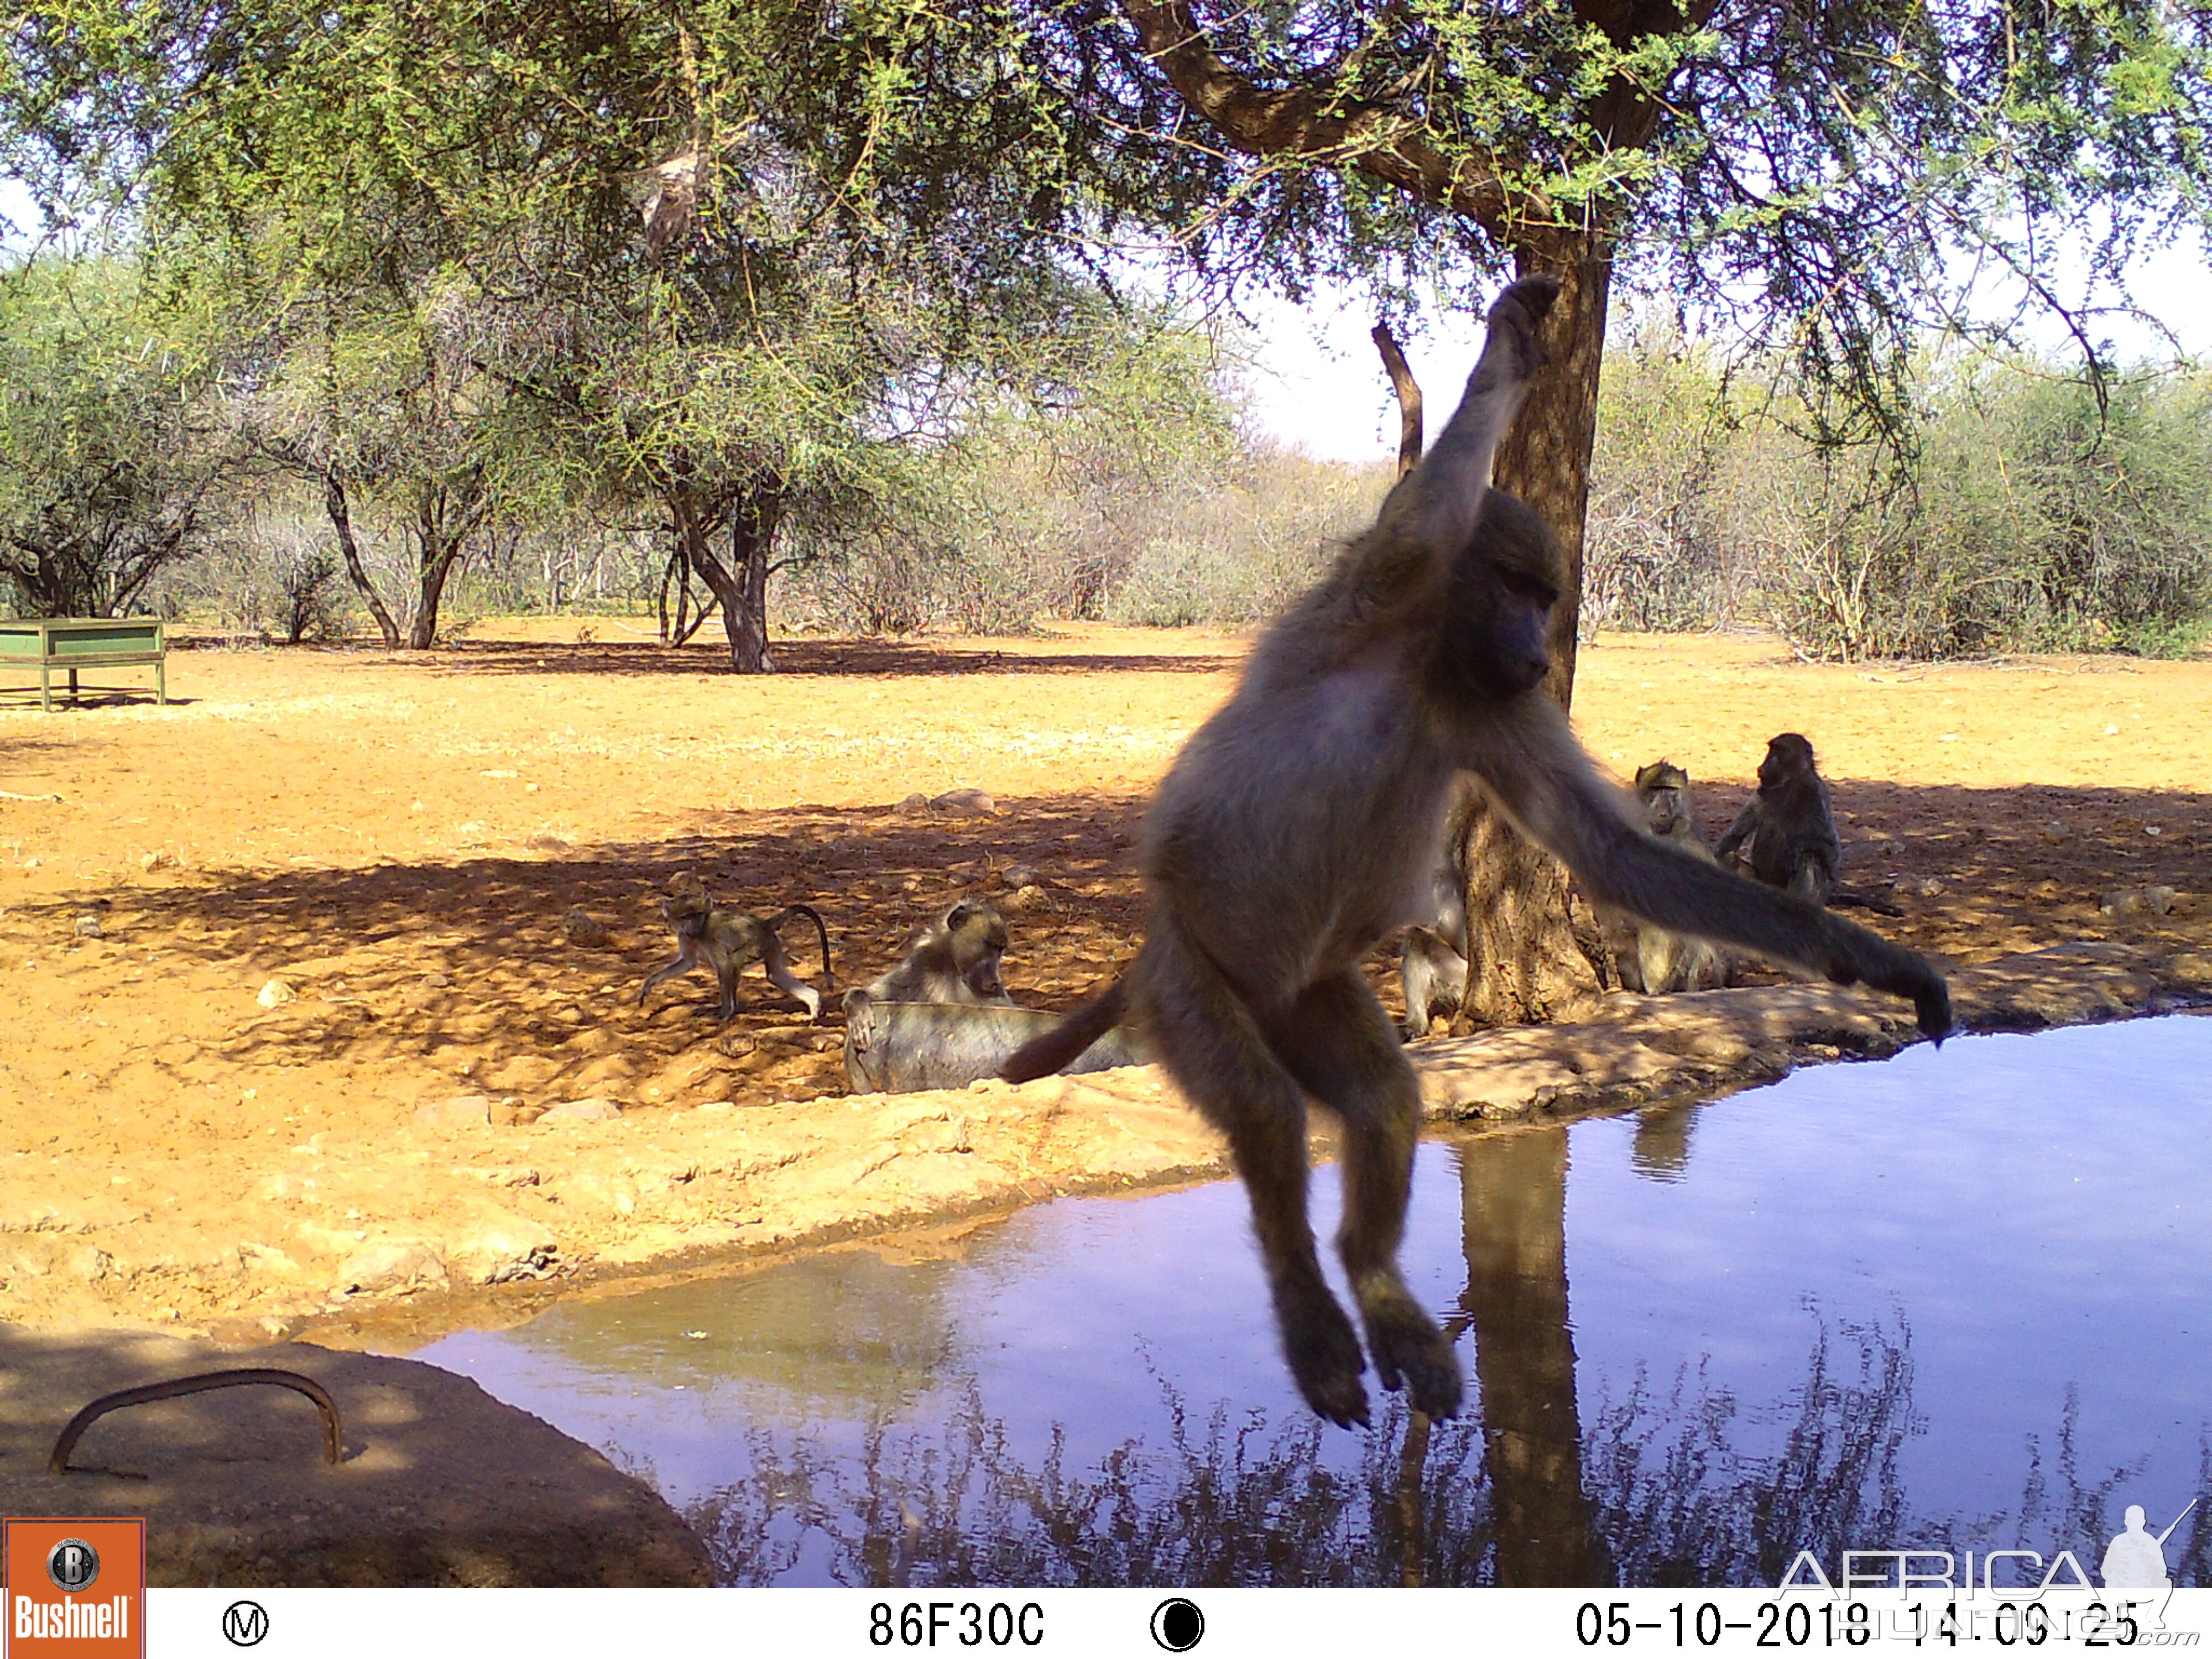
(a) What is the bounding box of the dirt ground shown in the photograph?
[2,620,2208,1340]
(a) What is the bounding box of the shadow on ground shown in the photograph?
[36,795,1151,1108]
[222,636,1243,680]
[16,781,2209,1110]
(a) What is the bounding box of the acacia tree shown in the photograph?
[953,1,2211,1022]
[0,2,1090,671]
[232,270,531,650]
[0,258,226,617]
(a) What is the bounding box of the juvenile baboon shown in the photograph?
[1001,278,1949,1430]
[561,905,613,949]
[1399,800,1474,1039]
[1715,734,1903,915]
[1400,925,1470,1041]
[1625,761,1729,994]
[844,1001,1147,1095]
[637,886,834,1022]
[842,899,1013,1053]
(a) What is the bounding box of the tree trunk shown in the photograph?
[408,535,464,649]
[1457,1128,1605,1586]
[402,476,486,650]
[1457,237,1620,1029]
[323,472,401,648]
[682,484,780,673]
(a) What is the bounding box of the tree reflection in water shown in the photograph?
[681,1114,2211,1588]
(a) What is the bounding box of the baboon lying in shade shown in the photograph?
[844,1001,1147,1094]
[1000,278,1950,1430]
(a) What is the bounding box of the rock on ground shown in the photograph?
[0,1324,709,1587]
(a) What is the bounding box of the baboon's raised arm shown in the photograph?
[1318,278,1561,645]
[1466,700,1950,1036]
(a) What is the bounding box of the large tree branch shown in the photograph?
[1120,1,1517,240]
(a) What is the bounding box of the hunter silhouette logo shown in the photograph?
[2101,1499,2195,1592]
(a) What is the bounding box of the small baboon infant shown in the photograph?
[842,899,1014,1053]
[637,879,834,1022]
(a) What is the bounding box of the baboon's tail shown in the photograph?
[768,904,835,989]
[1001,977,1130,1084]
[1829,889,1905,917]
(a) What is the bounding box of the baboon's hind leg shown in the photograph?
[1267,971,1463,1420]
[760,934,823,1020]
[1140,919,1370,1428]
[713,950,744,1021]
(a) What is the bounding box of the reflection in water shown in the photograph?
[1629,1099,1700,1182]
[676,1319,2201,1588]
[416,1018,2212,1587]
[1455,1129,1602,1585]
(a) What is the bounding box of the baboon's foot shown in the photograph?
[1278,1290,1370,1428]
[1358,1285,1464,1419]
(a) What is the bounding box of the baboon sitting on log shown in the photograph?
[1000,278,1949,1430]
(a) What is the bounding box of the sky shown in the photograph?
[7,174,2204,465]
[1235,233,2212,462]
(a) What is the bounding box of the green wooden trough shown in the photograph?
[0,618,168,711]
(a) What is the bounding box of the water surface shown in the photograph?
[418,1014,2212,1587]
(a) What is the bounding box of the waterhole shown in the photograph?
[418,1014,2211,1587]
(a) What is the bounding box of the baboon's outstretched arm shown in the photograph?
[1390,276,1554,545]
[1468,701,1951,1039]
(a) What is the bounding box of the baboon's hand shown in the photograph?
[1471,274,1563,390]
[843,989,875,1051]
[1825,935,1953,1042]
[1886,957,1953,1044]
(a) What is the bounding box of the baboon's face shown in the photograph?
[1439,491,1561,701]
[1758,734,1815,791]
[1636,764,1691,837]
[946,902,1008,997]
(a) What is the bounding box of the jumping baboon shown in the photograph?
[1624,761,1729,994]
[1000,278,1949,1431]
[1715,734,1903,915]
[842,899,1013,1053]
[845,1001,1148,1095]
[637,885,834,1022]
